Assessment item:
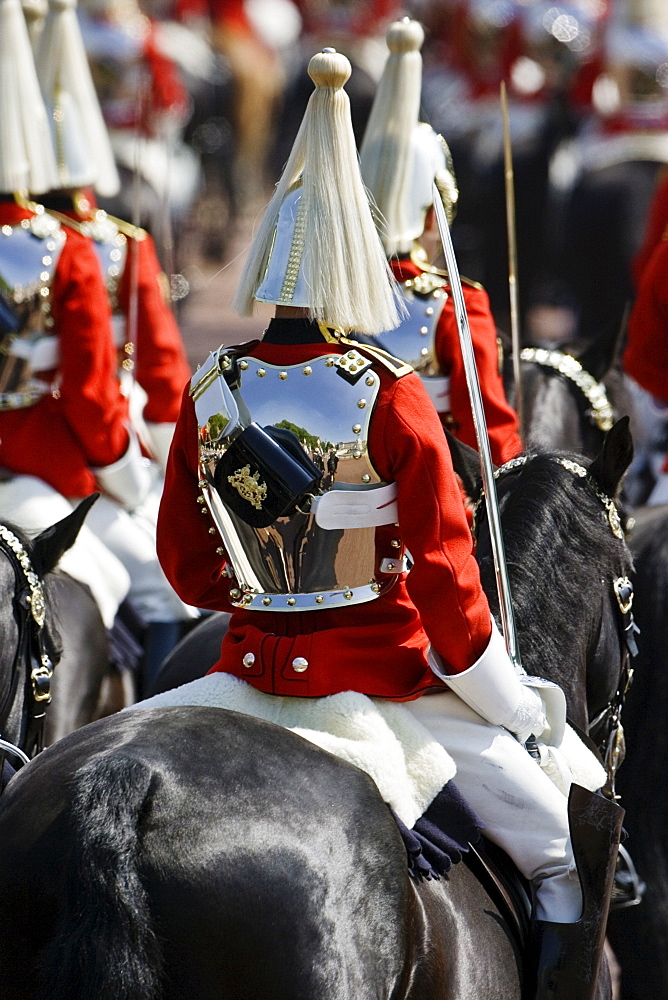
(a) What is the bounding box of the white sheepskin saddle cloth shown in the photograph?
[131,673,456,829]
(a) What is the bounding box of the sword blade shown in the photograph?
[431,182,522,671]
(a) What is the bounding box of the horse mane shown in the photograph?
[475,451,633,678]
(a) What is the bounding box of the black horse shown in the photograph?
[607,503,668,1000]
[0,495,102,768]
[503,334,632,466]
[0,423,634,1000]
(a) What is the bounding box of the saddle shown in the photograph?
[391,779,531,953]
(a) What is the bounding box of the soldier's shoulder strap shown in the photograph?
[316,323,413,378]
[408,243,484,290]
[102,213,148,242]
[339,337,413,379]
[41,209,86,236]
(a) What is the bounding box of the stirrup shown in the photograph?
[610,843,645,910]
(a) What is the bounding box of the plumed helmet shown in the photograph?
[233,48,402,336]
[21,0,48,46]
[0,0,59,194]
[35,0,120,196]
[359,17,458,257]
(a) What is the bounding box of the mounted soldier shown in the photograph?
[0,0,133,636]
[152,45,622,1000]
[31,0,201,686]
[359,17,522,466]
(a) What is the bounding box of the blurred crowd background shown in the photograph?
[59,0,668,358]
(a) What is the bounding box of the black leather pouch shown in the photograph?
[213,422,323,528]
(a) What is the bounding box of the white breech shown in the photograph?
[84,488,199,624]
[403,691,583,924]
[0,475,130,629]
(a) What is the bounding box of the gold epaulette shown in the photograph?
[408,242,484,290]
[340,337,413,378]
[103,213,147,242]
[40,209,87,235]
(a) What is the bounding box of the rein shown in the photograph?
[520,348,615,433]
[0,524,57,770]
[472,454,637,799]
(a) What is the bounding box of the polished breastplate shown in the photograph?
[0,214,66,408]
[191,346,408,611]
[375,275,451,413]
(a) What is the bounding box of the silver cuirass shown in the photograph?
[0,213,66,409]
[191,345,409,612]
[375,273,451,414]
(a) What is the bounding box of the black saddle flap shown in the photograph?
[213,422,322,528]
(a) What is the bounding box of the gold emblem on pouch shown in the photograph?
[227,465,268,510]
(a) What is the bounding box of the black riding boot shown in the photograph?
[530,785,625,1000]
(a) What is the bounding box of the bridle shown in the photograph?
[472,453,638,799]
[0,524,58,773]
[520,347,615,434]
[588,574,638,800]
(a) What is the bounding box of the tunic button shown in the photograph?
[242,653,255,668]
[292,657,308,673]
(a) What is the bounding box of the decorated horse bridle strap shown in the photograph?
[471,454,624,540]
[592,575,639,801]
[520,348,614,433]
[472,453,636,798]
[0,524,54,765]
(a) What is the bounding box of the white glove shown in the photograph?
[428,619,548,742]
[93,431,152,511]
[145,421,176,474]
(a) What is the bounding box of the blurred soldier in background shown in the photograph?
[35,0,202,689]
[547,0,668,353]
[0,0,132,637]
[360,17,522,465]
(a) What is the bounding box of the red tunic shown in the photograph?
[624,236,668,473]
[55,194,191,424]
[157,331,493,702]
[0,203,129,498]
[632,167,668,288]
[116,231,191,423]
[390,259,523,466]
[624,237,668,405]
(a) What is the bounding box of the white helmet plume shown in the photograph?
[36,0,120,196]
[0,0,58,194]
[233,48,402,336]
[360,17,458,256]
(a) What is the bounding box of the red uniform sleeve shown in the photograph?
[624,239,668,403]
[50,230,130,467]
[633,168,668,289]
[370,371,492,673]
[118,236,192,423]
[157,384,235,610]
[439,284,523,465]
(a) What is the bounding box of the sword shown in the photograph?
[432,182,522,672]
[500,81,524,437]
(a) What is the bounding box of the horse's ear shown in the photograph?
[444,429,484,500]
[588,417,633,498]
[32,493,99,577]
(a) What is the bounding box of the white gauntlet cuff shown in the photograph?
[145,421,176,474]
[93,431,152,511]
[428,619,548,740]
